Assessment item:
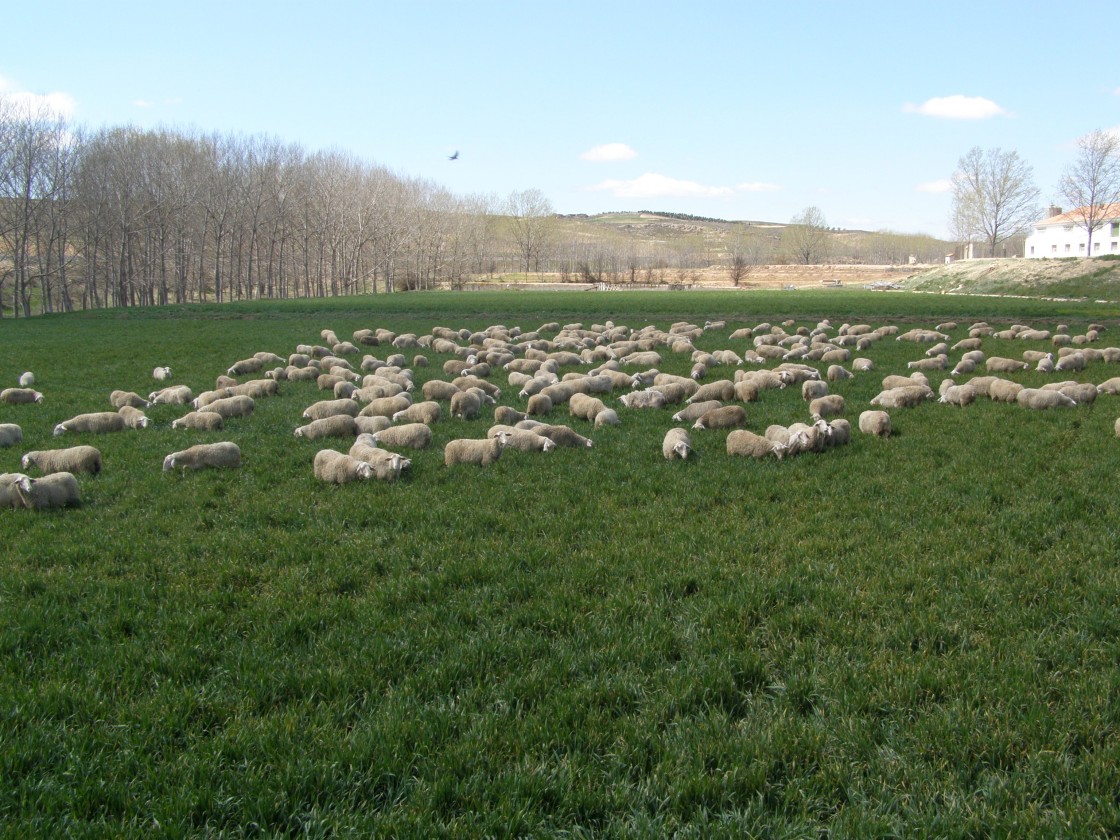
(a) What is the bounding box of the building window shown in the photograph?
[1095,242,1100,252]
[1052,244,1058,253]
[1113,242,1118,252]
[1065,244,1071,253]
[1079,243,1086,252]
[1030,246,1035,255]
[1112,221,1119,236]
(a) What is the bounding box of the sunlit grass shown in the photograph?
[2,291,1120,835]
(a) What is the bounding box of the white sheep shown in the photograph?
[0,424,22,448]
[152,366,172,380]
[54,412,127,436]
[486,427,557,453]
[985,357,1029,373]
[313,449,374,483]
[19,372,35,387]
[688,379,736,403]
[569,393,608,422]
[118,405,151,429]
[662,428,692,460]
[0,473,30,508]
[1016,388,1077,410]
[162,442,242,471]
[809,394,845,421]
[988,379,1024,403]
[444,432,509,466]
[171,411,225,431]
[22,445,102,475]
[110,390,150,409]
[802,380,829,401]
[369,423,433,450]
[206,395,255,419]
[869,385,934,409]
[149,385,193,405]
[13,472,80,509]
[726,429,786,459]
[494,405,528,425]
[594,408,621,427]
[671,400,723,423]
[294,415,359,439]
[858,410,892,437]
[618,390,668,410]
[526,393,553,416]
[1055,352,1086,373]
[826,418,851,447]
[0,388,44,404]
[532,424,594,448]
[827,365,854,382]
[346,442,411,480]
[227,358,264,376]
[303,398,359,421]
[939,384,976,407]
[391,401,441,425]
[692,405,747,430]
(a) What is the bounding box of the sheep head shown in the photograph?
[162,454,177,471]
[52,423,67,436]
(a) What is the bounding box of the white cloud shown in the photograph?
[0,75,76,118]
[916,179,952,193]
[903,95,1010,120]
[580,143,637,162]
[588,172,734,199]
[133,99,153,108]
[736,181,781,192]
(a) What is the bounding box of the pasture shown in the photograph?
[2,290,1120,836]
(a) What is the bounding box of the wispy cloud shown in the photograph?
[903,95,1010,120]
[588,172,734,199]
[916,179,952,193]
[133,99,153,108]
[580,143,637,162]
[0,75,76,118]
[737,181,781,192]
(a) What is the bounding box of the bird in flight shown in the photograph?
[448,150,460,161]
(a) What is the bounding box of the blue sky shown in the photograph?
[4,1,1117,238]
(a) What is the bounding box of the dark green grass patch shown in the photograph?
[2,291,1120,835]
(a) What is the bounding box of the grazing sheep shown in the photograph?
[163,442,242,471]
[526,393,553,416]
[21,445,102,476]
[494,405,528,425]
[858,410,892,437]
[152,366,172,380]
[0,424,23,447]
[149,385,193,405]
[852,358,874,372]
[192,388,232,409]
[171,411,225,431]
[300,398,358,422]
[1017,388,1077,410]
[869,385,934,409]
[1055,351,1086,373]
[802,380,829,401]
[594,408,621,427]
[228,379,279,400]
[988,379,1024,403]
[986,356,1030,373]
[648,382,689,405]
[110,390,150,409]
[662,428,693,460]
[444,432,509,466]
[569,393,608,422]
[688,379,736,403]
[206,395,255,419]
[450,388,487,420]
[18,372,34,387]
[1056,382,1097,404]
[809,394,845,421]
[0,473,30,508]
[0,388,44,404]
[12,472,80,509]
[785,420,832,455]
[215,375,239,389]
[671,400,723,423]
[345,444,411,480]
[825,418,851,447]
[532,424,594,448]
[392,401,442,425]
[354,415,392,435]
[726,429,786,459]
[827,365,854,382]
[313,449,374,483]
[488,428,557,453]
[618,390,668,410]
[1097,377,1120,395]
[117,405,151,429]
[950,359,976,377]
[294,415,359,440]
[369,423,433,450]
[907,354,948,371]
[692,405,747,430]
[54,412,127,436]
[939,384,976,406]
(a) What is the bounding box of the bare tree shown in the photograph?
[726,226,772,285]
[1058,129,1120,256]
[952,146,1040,257]
[783,207,831,264]
[505,188,554,274]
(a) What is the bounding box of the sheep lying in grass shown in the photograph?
[22,445,102,475]
[486,426,557,452]
[662,428,693,460]
[313,449,374,483]
[163,442,242,471]
[295,415,358,440]
[0,424,22,447]
[1,388,44,404]
[118,405,151,429]
[346,441,411,480]
[692,405,747,430]
[19,372,34,387]
[618,390,668,410]
[13,472,80,509]
[532,424,594,448]
[444,432,509,466]
[149,385,192,405]
[110,390,150,409]
[869,385,934,409]
[1016,388,1077,410]
[369,423,433,450]
[54,412,127,436]
[726,429,786,459]
[152,366,172,380]
[858,410,892,437]
[171,411,225,431]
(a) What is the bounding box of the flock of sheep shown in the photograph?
[1,314,1116,509]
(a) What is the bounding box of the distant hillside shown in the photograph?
[902,257,1120,301]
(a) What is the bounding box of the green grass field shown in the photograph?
[2,290,1120,836]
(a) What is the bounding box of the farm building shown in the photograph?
[1024,203,1120,258]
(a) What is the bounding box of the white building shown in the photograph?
[1024,203,1120,258]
